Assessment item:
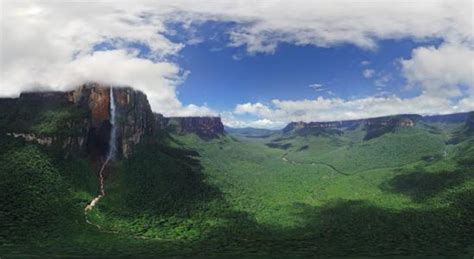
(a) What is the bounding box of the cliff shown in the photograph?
[155,114,224,139]
[0,83,155,159]
[283,114,418,139]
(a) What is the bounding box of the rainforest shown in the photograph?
[1,1,474,257]
[1,84,473,257]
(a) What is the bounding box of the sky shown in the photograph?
[1,0,473,129]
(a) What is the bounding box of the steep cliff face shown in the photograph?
[283,115,418,139]
[114,87,155,157]
[0,83,155,159]
[362,115,418,140]
[158,116,225,139]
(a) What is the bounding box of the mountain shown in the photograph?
[1,83,226,159]
[225,127,277,138]
[282,114,419,140]
[155,114,225,139]
[1,83,156,159]
[1,85,474,257]
[421,112,471,124]
[280,112,474,141]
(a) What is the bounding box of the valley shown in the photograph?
[1,85,474,257]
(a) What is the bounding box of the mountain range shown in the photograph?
[1,84,474,257]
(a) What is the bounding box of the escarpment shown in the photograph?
[1,83,226,162]
[154,114,225,139]
[0,83,156,160]
[283,115,419,139]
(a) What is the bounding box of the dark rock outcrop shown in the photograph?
[164,116,225,139]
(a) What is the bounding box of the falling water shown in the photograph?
[107,87,117,161]
[85,88,117,215]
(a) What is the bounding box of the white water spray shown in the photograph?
[107,88,117,162]
[85,88,117,214]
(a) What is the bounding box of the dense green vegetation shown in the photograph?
[1,116,474,257]
[0,98,88,137]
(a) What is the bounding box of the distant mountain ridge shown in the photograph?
[155,114,224,139]
[281,112,473,140]
[224,127,277,138]
[283,113,471,132]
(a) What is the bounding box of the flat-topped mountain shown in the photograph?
[283,114,419,139]
[155,115,225,139]
[1,83,156,159]
[0,83,225,161]
[281,113,473,140]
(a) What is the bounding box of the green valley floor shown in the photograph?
[1,128,474,257]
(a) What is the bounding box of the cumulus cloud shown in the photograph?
[400,43,474,97]
[362,69,375,78]
[234,102,273,116]
[180,0,473,53]
[1,0,473,125]
[232,93,474,127]
[0,1,206,116]
[223,117,286,129]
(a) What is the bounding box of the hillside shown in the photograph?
[1,86,474,257]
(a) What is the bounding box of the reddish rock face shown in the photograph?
[4,83,156,160]
[89,88,111,127]
[68,83,111,127]
[113,87,155,157]
[70,83,155,158]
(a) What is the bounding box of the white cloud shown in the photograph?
[0,1,207,116]
[234,102,273,116]
[309,83,323,88]
[362,69,375,78]
[1,0,472,125]
[231,93,473,128]
[223,117,285,129]
[400,43,474,97]
[361,60,371,66]
[374,73,392,87]
[308,83,325,91]
[176,0,473,54]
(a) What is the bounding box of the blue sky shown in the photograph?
[2,1,473,128]
[176,36,437,111]
[165,21,449,127]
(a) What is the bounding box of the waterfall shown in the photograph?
[107,88,117,161]
[85,87,117,214]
